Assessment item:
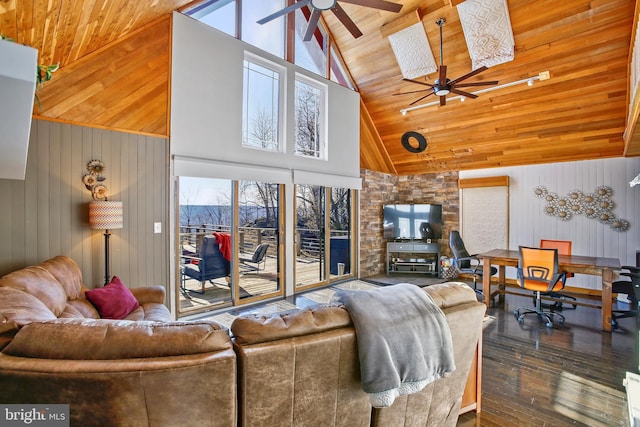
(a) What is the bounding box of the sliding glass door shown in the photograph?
[178,177,233,314]
[328,187,353,279]
[295,184,327,289]
[236,180,282,303]
[177,176,282,316]
[295,185,355,290]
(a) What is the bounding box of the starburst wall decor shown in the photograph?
[534,185,630,232]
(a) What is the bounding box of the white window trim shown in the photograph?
[294,72,328,160]
[242,51,287,153]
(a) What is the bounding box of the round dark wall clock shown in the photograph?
[401,131,427,153]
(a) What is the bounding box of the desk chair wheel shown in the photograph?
[532,296,577,311]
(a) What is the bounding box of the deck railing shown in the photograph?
[179,224,350,257]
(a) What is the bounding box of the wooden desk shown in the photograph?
[477,249,621,332]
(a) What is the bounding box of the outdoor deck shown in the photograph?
[179,254,345,315]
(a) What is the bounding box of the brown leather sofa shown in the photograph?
[231,281,485,427]
[0,256,237,427]
[0,256,484,427]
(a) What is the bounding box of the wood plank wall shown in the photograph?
[460,157,640,289]
[0,119,169,292]
[32,17,171,137]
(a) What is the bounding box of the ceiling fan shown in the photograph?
[395,18,498,107]
[257,0,403,42]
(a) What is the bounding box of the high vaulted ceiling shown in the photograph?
[0,0,637,175]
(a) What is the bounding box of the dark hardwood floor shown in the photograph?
[458,292,635,427]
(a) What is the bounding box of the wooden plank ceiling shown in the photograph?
[0,0,637,174]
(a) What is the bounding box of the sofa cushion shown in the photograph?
[38,256,86,300]
[423,281,479,309]
[0,266,67,316]
[3,318,232,359]
[0,287,57,325]
[231,304,352,345]
[85,276,139,319]
[123,304,171,322]
[65,299,100,319]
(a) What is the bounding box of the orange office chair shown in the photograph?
[514,246,568,328]
[539,239,577,309]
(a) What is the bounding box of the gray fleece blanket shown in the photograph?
[333,283,455,408]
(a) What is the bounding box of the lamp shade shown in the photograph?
[89,201,123,230]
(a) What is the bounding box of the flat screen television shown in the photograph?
[383,204,443,240]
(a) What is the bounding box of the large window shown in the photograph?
[183,0,354,89]
[177,176,283,316]
[295,185,355,290]
[183,0,236,37]
[237,180,281,301]
[330,46,354,89]
[241,0,285,58]
[295,75,326,159]
[294,8,327,76]
[178,177,233,314]
[242,54,285,151]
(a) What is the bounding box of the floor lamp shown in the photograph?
[89,200,123,285]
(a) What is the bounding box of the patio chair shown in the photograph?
[181,235,230,294]
[240,243,269,273]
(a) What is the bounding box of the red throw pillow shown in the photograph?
[85,276,140,320]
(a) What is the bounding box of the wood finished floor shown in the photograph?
[457,291,634,427]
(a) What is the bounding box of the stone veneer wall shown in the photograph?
[359,169,460,278]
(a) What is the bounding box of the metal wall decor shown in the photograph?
[401,131,427,153]
[82,160,109,200]
[533,185,630,231]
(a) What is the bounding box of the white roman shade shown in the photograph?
[293,170,362,190]
[173,156,292,184]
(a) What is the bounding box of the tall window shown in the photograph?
[183,0,236,37]
[294,8,327,76]
[242,54,285,151]
[330,46,354,89]
[295,75,326,158]
[241,0,285,58]
[182,0,354,89]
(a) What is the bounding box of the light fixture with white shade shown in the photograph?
[89,200,123,285]
[311,0,336,10]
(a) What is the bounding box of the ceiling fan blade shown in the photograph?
[331,3,363,39]
[339,0,403,13]
[393,89,432,96]
[450,88,478,99]
[257,0,310,25]
[453,81,499,88]
[402,78,434,88]
[303,9,322,41]
[438,65,447,84]
[439,96,446,106]
[449,66,488,86]
[409,92,435,106]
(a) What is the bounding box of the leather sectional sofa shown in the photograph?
[0,256,485,427]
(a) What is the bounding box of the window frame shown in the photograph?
[242,51,288,153]
[294,72,328,160]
